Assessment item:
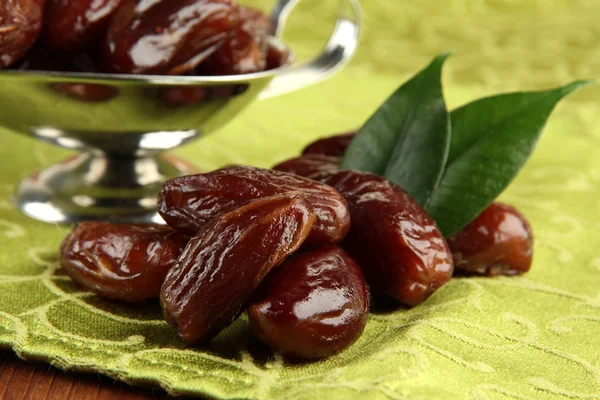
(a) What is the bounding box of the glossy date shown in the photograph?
[199,6,269,75]
[3,0,289,76]
[301,132,356,157]
[59,222,189,303]
[0,0,44,68]
[158,166,350,246]
[272,154,341,178]
[160,193,315,344]
[248,246,369,359]
[102,0,241,75]
[44,0,125,50]
[447,202,533,276]
[315,170,454,306]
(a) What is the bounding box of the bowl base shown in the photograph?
[12,152,196,225]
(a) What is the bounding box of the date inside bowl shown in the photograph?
[1,0,293,78]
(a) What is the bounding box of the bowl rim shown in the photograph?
[0,37,294,86]
[0,65,287,85]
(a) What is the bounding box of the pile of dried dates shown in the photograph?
[0,0,291,75]
[59,132,534,360]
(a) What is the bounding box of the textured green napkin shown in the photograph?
[2,0,600,398]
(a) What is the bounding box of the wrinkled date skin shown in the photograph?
[102,0,241,75]
[160,193,315,344]
[273,154,341,178]
[248,246,369,359]
[302,132,356,157]
[44,0,125,50]
[158,166,350,246]
[0,0,44,68]
[199,6,269,75]
[447,202,534,276]
[315,170,454,307]
[59,222,189,303]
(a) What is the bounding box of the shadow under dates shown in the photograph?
[47,261,386,366]
[369,294,411,315]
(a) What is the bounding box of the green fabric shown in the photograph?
[2,0,600,398]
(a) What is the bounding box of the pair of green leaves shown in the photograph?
[340,54,591,237]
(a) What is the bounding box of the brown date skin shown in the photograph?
[160,193,315,344]
[199,6,269,75]
[314,170,454,307]
[0,0,44,68]
[273,154,341,178]
[43,0,125,51]
[447,202,533,276]
[102,0,241,75]
[158,166,350,246]
[248,246,369,360]
[266,38,293,70]
[59,222,189,303]
[301,132,357,157]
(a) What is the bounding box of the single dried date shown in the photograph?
[248,246,369,359]
[59,222,189,303]
[160,193,315,344]
[447,202,533,276]
[158,166,350,246]
[273,154,341,178]
[302,132,356,157]
[0,0,44,68]
[315,170,454,306]
[199,6,269,75]
[43,0,125,50]
[102,0,241,75]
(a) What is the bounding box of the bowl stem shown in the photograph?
[12,151,195,224]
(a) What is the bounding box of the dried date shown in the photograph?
[273,154,340,178]
[158,166,350,246]
[0,0,44,68]
[102,0,241,75]
[160,193,315,344]
[315,170,454,306]
[248,246,369,359]
[44,0,125,50]
[199,6,269,75]
[447,202,533,276]
[302,132,356,157]
[59,222,189,303]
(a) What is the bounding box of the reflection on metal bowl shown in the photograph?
[1,0,361,224]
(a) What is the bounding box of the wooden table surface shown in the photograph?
[0,352,187,400]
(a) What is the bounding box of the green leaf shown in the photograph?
[340,53,452,206]
[425,80,593,237]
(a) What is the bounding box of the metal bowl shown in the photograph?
[1,0,361,224]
